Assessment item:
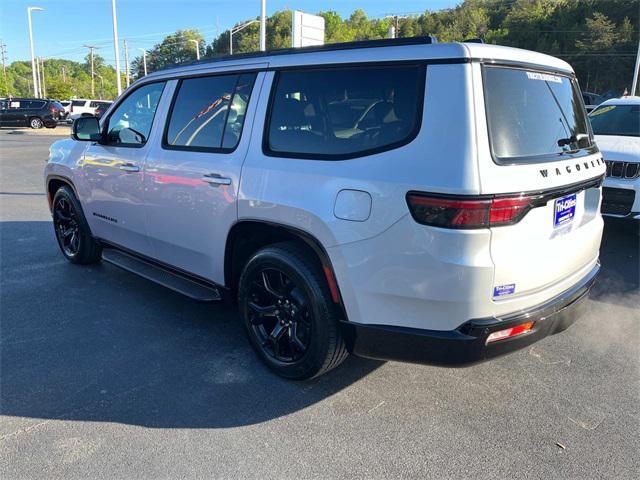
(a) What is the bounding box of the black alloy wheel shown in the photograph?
[246,267,312,363]
[53,195,81,258]
[238,242,349,380]
[51,186,102,264]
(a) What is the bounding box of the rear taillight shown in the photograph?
[407,193,539,229]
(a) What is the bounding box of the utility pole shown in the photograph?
[260,0,266,51]
[61,66,66,83]
[111,0,122,96]
[83,45,97,97]
[0,42,7,89]
[124,39,130,87]
[34,55,41,97]
[39,57,46,98]
[190,39,200,60]
[137,48,147,76]
[27,6,44,98]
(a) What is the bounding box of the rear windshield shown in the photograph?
[484,66,593,163]
[589,104,640,137]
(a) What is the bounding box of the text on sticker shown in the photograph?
[526,71,563,83]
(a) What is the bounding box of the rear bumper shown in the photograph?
[341,262,599,366]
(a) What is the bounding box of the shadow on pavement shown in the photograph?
[1,219,637,430]
[591,219,639,304]
[0,221,382,430]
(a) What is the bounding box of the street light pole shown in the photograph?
[27,6,44,98]
[111,0,122,96]
[230,20,259,55]
[137,48,147,76]
[260,0,266,51]
[190,39,200,60]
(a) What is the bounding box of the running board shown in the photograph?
[102,248,221,302]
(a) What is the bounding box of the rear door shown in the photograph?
[143,69,264,284]
[474,64,605,301]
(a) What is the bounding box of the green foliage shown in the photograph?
[3,0,638,99]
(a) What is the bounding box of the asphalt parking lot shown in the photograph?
[1,129,638,479]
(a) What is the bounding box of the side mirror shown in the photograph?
[72,116,102,141]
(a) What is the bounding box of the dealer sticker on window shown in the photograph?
[554,193,577,228]
[526,71,563,83]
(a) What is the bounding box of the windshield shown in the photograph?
[589,104,640,137]
[484,66,593,163]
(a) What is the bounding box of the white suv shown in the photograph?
[589,96,640,222]
[68,99,113,121]
[45,38,605,379]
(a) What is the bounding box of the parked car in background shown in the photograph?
[46,38,604,379]
[93,102,112,119]
[590,96,640,222]
[582,91,604,112]
[68,99,113,121]
[0,98,62,128]
[59,100,72,119]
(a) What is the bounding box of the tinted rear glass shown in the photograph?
[266,64,424,158]
[165,73,258,151]
[589,104,640,137]
[484,66,593,163]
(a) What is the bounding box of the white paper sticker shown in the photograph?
[526,71,563,83]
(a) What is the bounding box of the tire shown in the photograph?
[52,186,102,264]
[29,117,44,129]
[238,242,349,380]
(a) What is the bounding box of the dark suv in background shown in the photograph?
[0,98,63,129]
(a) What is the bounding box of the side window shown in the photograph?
[106,82,165,146]
[90,101,99,108]
[165,72,257,151]
[72,100,85,108]
[266,64,424,159]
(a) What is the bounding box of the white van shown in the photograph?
[45,38,605,379]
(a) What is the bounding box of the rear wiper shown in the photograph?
[557,133,589,149]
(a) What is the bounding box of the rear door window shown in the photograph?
[265,64,425,159]
[165,72,257,151]
[72,100,86,107]
[483,66,594,163]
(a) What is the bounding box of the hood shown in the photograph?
[594,135,640,163]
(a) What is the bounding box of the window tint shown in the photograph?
[166,73,256,150]
[72,100,86,107]
[26,101,45,109]
[106,82,165,146]
[484,66,593,162]
[266,65,424,158]
[589,104,640,137]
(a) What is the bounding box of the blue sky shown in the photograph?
[0,0,459,65]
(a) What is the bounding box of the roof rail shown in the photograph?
[158,35,439,72]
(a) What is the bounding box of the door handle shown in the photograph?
[202,174,232,186]
[119,163,140,173]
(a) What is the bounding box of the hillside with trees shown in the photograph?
[1,0,638,100]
